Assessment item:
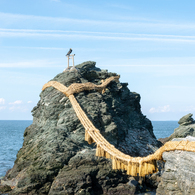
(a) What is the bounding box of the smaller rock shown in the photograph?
[178,113,194,126]
[128,177,138,190]
[0,184,12,193]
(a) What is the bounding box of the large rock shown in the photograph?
[0,61,161,195]
[159,114,195,144]
[156,136,195,195]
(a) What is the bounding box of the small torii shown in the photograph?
[64,48,76,72]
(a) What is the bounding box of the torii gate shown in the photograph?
[64,48,76,72]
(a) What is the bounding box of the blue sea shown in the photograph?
[152,121,179,139]
[0,120,32,178]
[0,120,179,178]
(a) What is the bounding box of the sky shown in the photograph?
[0,0,195,121]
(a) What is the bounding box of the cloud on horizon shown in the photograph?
[183,106,195,112]
[9,100,22,105]
[9,106,28,112]
[149,105,171,113]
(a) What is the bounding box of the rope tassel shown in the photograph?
[85,130,89,142]
[85,130,94,144]
[112,158,117,170]
[96,145,100,157]
[127,162,138,176]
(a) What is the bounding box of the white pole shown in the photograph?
[67,56,69,68]
[72,55,74,67]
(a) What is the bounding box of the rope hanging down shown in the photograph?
[42,76,195,177]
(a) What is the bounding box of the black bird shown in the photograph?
[66,48,72,56]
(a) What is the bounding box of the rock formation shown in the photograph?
[156,136,195,195]
[178,113,195,126]
[0,61,161,195]
[159,113,195,144]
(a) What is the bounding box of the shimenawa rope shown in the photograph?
[42,76,195,177]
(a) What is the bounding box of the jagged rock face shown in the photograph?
[2,61,161,195]
[156,137,195,195]
[178,113,195,126]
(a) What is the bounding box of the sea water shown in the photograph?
[0,120,32,178]
[0,120,178,178]
[152,121,179,139]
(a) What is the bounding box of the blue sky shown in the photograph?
[0,0,195,121]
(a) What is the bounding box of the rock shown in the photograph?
[172,135,195,142]
[159,114,195,144]
[156,136,195,195]
[1,61,161,194]
[145,172,161,189]
[128,177,138,189]
[107,183,136,195]
[0,184,12,193]
[178,113,195,126]
[48,149,131,195]
[158,137,169,144]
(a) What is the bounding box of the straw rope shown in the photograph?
[42,76,120,97]
[42,76,195,177]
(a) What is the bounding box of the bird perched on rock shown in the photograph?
[66,48,72,56]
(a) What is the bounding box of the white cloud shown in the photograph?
[0,98,5,104]
[183,106,195,112]
[0,106,6,110]
[9,106,28,112]
[149,108,157,113]
[1,12,195,32]
[0,59,63,68]
[1,28,195,43]
[161,105,171,112]
[8,100,31,112]
[9,100,22,105]
[149,105,171,113]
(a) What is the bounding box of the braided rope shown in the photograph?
[42,76,195,177]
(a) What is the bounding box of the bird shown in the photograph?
[66,48,72,56]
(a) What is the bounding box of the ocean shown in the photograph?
[152,121,179,139]
[0,120,179,178]
[0,120,32,178]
